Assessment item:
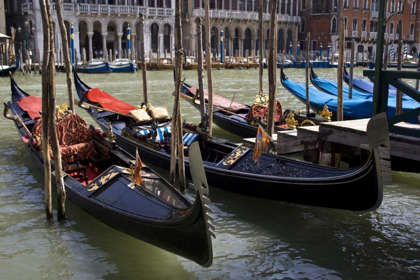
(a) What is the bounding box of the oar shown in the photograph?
[3,102,32,136]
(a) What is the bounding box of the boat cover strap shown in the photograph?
[87,88,136,115]
[187,86,248,112]
[17,96,42,120]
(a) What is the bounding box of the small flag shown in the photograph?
[253,125,271,166]
[389,44,395,62]
[133,148,143,186]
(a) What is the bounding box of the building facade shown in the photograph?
[6,0,176,61]
[298,0,418,61]
[182,0,300,58]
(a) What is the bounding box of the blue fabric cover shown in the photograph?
[137,126,172,143]
[182,133,199,146]
[282,76,419,123]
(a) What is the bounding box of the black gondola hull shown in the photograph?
[74,71,387,212]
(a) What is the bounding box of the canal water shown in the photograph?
[0,67,419,279]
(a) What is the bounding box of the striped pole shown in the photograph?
[71,22,75,65]
[127,25,131,60]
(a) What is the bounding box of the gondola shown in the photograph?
[3,74,214,267]
[75,70,390,211]
[179,82,318,139]
[0,64,17,76]
[310,67,420,123]
[280,67,373,120]
[77,59,110,73]
[343,66,411,99]
[109,58,137,72]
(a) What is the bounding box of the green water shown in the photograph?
[0,68,419,279]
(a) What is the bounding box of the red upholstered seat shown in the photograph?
[32,113,97,161]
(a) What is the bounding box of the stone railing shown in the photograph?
[193,9,300,23]
[22,3,174,17]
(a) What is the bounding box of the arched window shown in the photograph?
[362,19,366,31]
[331,17,337,34]
[410,23,415,35]
[390,22,394,34]
[301,0,306,10]
[300,18,306,33]
[353,19,357,31]
[391,0,395,12]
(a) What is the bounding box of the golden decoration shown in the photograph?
[88,183,99,192]
[222,146,248,166]
[254,92,269,105]
[285,112,298,130]
[99,171,118,185]
[107,122,116,143]
[301,119,316,126]
[320,104,332,121]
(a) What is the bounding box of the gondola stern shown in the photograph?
[364,112,392,211]
[188,141,214,267]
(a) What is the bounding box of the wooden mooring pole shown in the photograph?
[258,0,263,93]
[204,0,213,135]
[267,0,278,137]
[337,18,345,121]
[139,13,148,104]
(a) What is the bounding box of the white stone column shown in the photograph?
[87,32,93,60]
[117,32,123,58]
[131,32,136,60]
[159,32,164,55]
[102,32,107,60]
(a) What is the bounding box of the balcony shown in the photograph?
[192,9,300,24]
[370,32,377,39]
[388,34,394,41]
[410,34,414,41]
[361,31,367,39]
[371,11,378,18]
[22,3,174,17]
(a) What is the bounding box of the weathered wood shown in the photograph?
[195,17,206,122]
[38,49,42,74]
[396,19,403,115]
[39,0,53,219]
[157,48,160,70]
[349,35,355,99]
[266,1,278,137]
[169,0,186,191]
[337,18,345,121]
[56,0,75,112]
[305,32,310,115]
[139,14,148,104]
[204,0,213,135]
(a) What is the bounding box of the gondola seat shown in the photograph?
[32,113,97,162]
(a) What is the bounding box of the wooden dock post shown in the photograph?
[349,34,355,99]
[204,0,213,134]
[396,19,403,115]
[195,17,206,121]
[337,18,345,121]
[267,0,278,137]
[169,0,186,192]
[305,32,310,115]
[259,0,263,93]
[246,49,249,69]
[139,13,148,104]
[56,1,75,112]
[38,49,42,74]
